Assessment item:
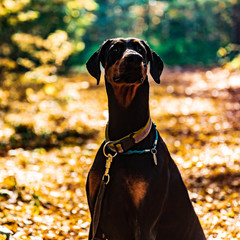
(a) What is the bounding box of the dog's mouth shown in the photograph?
[113,62,147,84]
[113,74,144,84]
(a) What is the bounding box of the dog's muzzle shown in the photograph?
[124,52,143,66]
[114,51,146,84]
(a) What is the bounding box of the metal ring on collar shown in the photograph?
[151,148,157,154]
[103,141,118,158]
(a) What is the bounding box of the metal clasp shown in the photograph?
[103,141,117,158]
[102,141,118,184]
[151,147,158,166]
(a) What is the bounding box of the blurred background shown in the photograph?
[0,0,240,80]
[0,1,240,239]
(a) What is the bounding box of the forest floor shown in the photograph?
[0,67,240,239]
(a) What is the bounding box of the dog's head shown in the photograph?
[86,38,164,85]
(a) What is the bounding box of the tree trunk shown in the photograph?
[232,3,240,44]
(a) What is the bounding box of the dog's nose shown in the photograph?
[125,53,143,65]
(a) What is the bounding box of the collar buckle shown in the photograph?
[105,117,152,154]
[113,135,135,153]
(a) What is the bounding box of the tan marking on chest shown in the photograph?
[127,178,149,208]
[88,171,102,201]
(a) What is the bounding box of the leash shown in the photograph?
[91,119,158,240]
[91,143,117,240]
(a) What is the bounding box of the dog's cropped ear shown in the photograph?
[86,40,112,85]
[141,40,164,84]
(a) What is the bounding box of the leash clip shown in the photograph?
[103,141,117,158]
[102,173,110,185]
[102,141,118,184]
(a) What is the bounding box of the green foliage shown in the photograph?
[0,0,240,72]
[218,43,240,69]
[80,0,240,67]
[78,0,147,65]
[0,0,97,80]
[142,0,235,65]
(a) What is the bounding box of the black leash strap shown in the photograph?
[91,180,107,240]
[92,144,117,240]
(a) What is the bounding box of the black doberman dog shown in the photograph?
[86,38,206,240]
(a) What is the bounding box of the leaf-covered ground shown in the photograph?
[0,68,240,239]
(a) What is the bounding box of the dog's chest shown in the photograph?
[88,163,150,210]
[125,176,149,208]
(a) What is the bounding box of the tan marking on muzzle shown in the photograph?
[105,59,147,108]
[105,60,121,84]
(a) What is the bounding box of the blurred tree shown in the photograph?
[81,0,239,67]
[78,0,148,65]
[0,0,97,81]
[142,0,235,66]
[216,0,240,69]
[232,0,240,45]
[0,0,239,73]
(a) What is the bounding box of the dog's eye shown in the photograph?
[112,46,121,53]
[113,48,119,53]
[136,46,144,53]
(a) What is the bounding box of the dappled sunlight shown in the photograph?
[150,68,240,239]
[151,96,217,116]
[11,31,73,79]
[0,68,240,239]
[1,0,240,238]
[0,146,93,239]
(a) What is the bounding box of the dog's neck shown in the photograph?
[105,77,150,141]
